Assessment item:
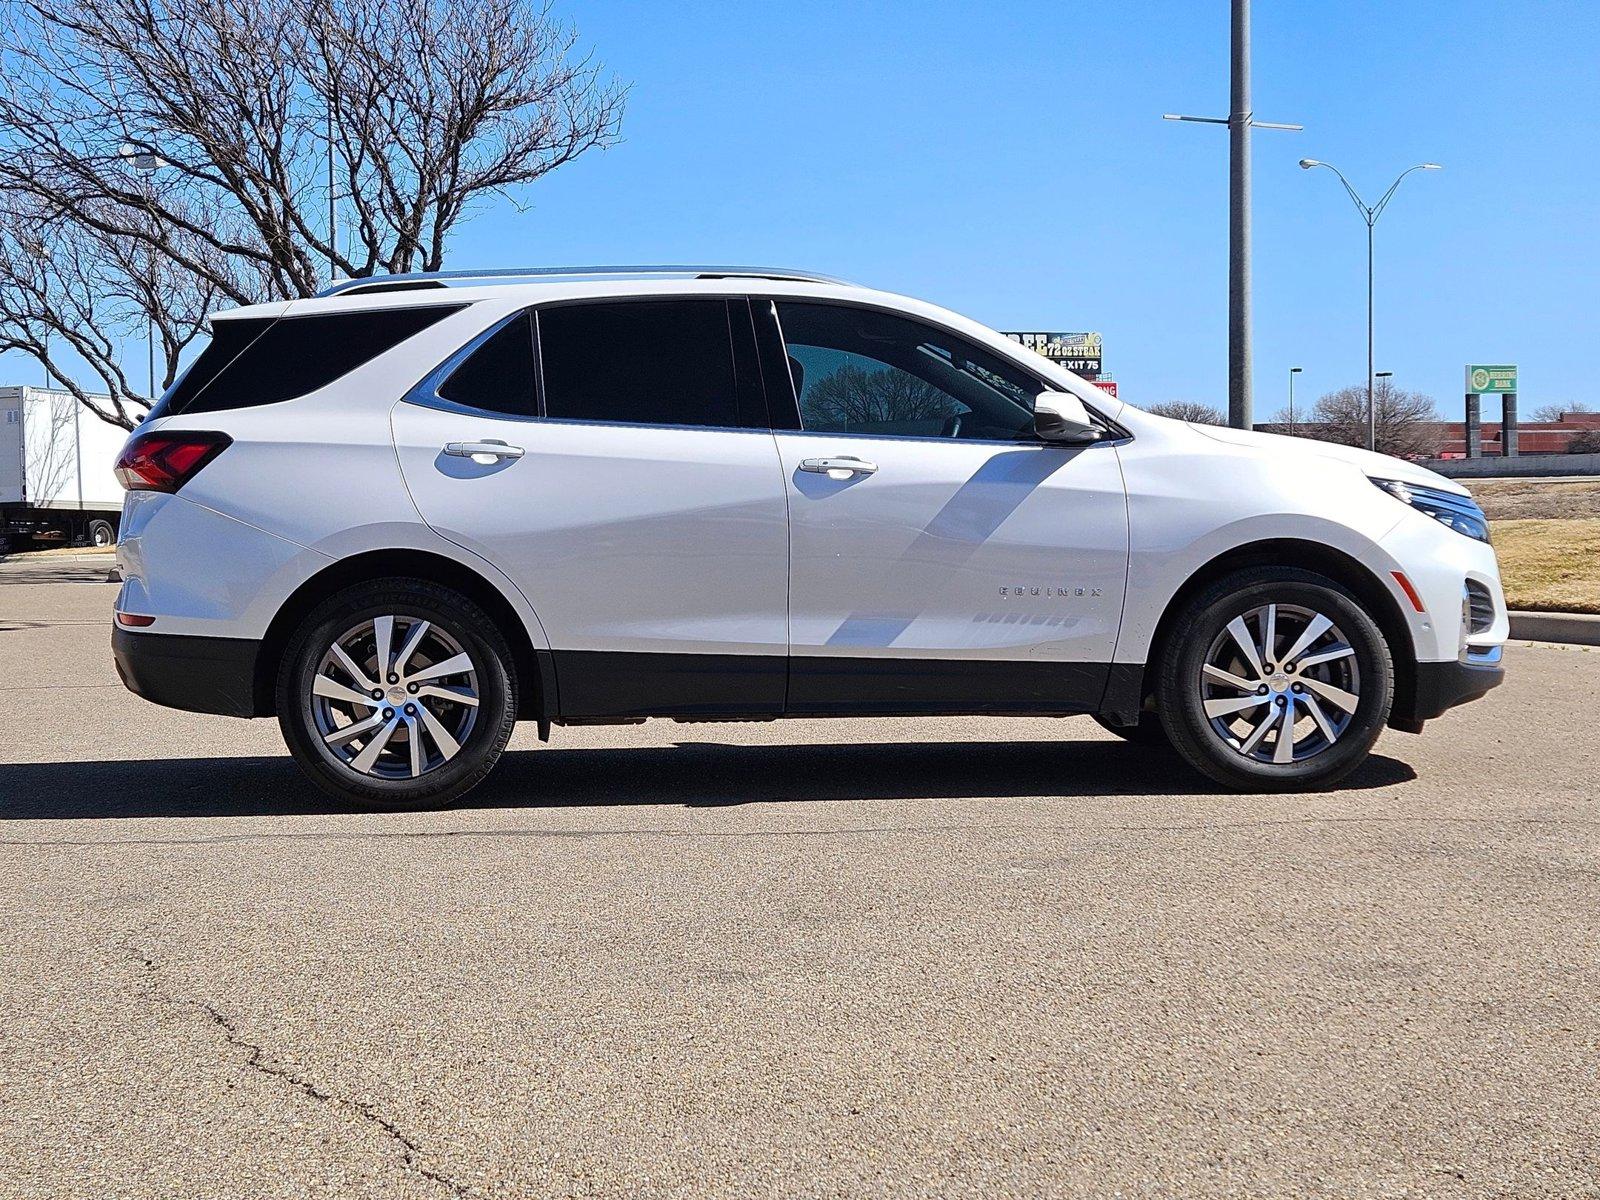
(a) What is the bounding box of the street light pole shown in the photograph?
[120,142,167,400]
[1300,159,1441,452]
[328,102,337,276]
[1288,366,1302,434]
[1374,370,1393,443]
[1367,220,1374,451]
[1164,0,1302,432]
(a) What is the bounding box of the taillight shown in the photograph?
[114,431,232,493]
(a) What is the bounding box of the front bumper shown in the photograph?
[112,626,263,718]
[1389,649,1505,732]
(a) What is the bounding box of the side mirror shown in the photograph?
[1033,391,1100,443]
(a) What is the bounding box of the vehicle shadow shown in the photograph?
[0,739,1417,821]
[0,560,119,586]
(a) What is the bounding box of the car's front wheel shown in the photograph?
[276,578,518,808]
[1155,568,1394,791]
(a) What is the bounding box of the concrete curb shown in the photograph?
[1509,610,1600,646]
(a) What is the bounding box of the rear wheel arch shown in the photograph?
[253,549,550,720]
[1138,539,1417,721]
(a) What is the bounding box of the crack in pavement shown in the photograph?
[9,812,1596,851]
[131,949,468,1198]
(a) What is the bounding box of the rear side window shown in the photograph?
[437,312,537,416]
[154,305,462,417]
[537,300,740,428]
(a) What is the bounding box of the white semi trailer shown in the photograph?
[0,386,130,552]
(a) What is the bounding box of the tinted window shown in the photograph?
[437,312,537,416]
[775,302,1040,441]
[154,305,461,417]
[537,300,739,428]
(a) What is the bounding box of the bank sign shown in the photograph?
[1466,364,1517,394]
[1005,331,1102,378]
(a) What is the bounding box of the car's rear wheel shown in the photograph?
[277,578,517,809]
[1156,567,1393,791]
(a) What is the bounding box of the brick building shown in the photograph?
[1256,410,1600,458]
[1427,410,1600,458]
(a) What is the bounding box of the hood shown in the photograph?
[1185,423,1470,495]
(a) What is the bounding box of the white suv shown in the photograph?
[110,266,1506,806]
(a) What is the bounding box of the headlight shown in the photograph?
[1370,477,1490,543]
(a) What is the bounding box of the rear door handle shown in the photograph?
[444,440,525,463]
[799,456,878,477]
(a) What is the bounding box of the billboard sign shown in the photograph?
[1466,364,1517,394]
[1004,331,1102,378]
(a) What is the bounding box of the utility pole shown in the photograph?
[1228,0,1251,433]
[1288,365,1302,434]
[1165,0,1301,431]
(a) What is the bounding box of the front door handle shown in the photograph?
[799,456,878,478]
[444,440,525,464]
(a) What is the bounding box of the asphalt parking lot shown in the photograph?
[1,553,1596,1199]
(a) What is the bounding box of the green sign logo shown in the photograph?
[1465,364,1517,394]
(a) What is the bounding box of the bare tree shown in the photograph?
[0,191,243,426]
[1529,401,1594,423]
[803,364,957,429]
[1570,430,1600,455]
[1294,380,1440,458]
[1144,400,1226,425]
[0,0,624,427]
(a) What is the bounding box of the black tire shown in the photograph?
[1092,712,1170,748]
[1155,567,1393,792]
[276,578,518,809]
[88,519,115,547]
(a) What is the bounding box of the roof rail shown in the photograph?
[317,264,854,299]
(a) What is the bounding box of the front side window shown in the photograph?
[537,300,740,428]
[775,302,1040,441]
[153,305,463,417]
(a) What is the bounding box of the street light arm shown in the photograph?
[1370,163,1440,223]
[1303,160,1372,222]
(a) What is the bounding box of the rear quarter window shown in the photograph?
[152,305,464,417]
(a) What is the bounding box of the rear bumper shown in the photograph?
[1391,652,1505,731]
[112,626,262,718]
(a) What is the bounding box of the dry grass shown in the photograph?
[1469,477,1600,521]
[1491,518,1600,614]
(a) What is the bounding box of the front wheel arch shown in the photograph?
[1137,539,1417,725]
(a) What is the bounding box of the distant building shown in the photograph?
[1425,410,1600,457]
[1255,410,1600,458]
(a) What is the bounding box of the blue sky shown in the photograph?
[17,0,1600,419]
[446,0,1598,418]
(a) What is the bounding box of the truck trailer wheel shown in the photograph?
[89,519,115,547]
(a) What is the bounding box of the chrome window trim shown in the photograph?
[400,311,537,421]
[762,294,1130,444]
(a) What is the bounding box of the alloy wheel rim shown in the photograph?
[1199,603,1361,765]
[310,615,480,780]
